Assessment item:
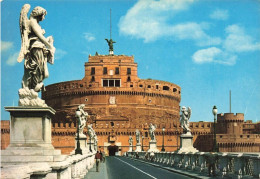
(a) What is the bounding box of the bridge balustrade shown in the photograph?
[126,151,260,178]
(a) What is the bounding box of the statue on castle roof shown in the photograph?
[136,129,140,144]
[105,38,116,52]
[149,123,157,142]
[75,104,88,138]
[180,106,192,134]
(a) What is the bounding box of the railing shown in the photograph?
[126,151,260,178]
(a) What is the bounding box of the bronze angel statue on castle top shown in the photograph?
[18,4,55,92]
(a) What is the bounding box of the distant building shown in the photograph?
[1,52,260,155]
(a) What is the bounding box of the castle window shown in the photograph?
[115,80,120,87]
[110,122,114,127]
[127,76,131,82]
[127,68,131,75]
[109,80,114,87]
[102,79,121,87]
[115,67,119,74]
[91,76,95,82]
[103,67,107,75]
[173,88,177,92]
[147,85,151,88]
[130,84,133,87]
[91,67,95,75]
[103,80,108,87]
[163,86,169,90]
[145,132,148,137]
[139,84,143,88]
[156,85,159,89]
[80,84,83,87]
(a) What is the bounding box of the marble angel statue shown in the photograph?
[75,104,88,137]
[18,4,55,92]
[149,123,157,141]
[180,106,192,134]
[136,129,140,144]
[128,136,133,146]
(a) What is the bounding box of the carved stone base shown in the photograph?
[71,136,88,155]
[1,107,67,164]
[135,143,142,152]
[148,141,159,152]
[178,134,198,153]
[128,145,133,152]
[87,141,95,153]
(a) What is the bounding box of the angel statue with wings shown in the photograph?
[180,106,192,134]
[18,4,55,92]
[75,104,88,138]
[149,123,157,142]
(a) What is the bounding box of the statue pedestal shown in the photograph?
[148,141,159,152]
[178,133,198,153]
[135,143,142,152]
[71,136,88,155]
[1,107,66,164]
[128,145,133,152]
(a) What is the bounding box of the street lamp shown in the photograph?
[142,135,144,151]
[212,105,219,152]
[75,121,82,155]
[161,127,165,152]
[89,138,92,152]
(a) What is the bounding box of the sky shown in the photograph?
[1,0,260,123]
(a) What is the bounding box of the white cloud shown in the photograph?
[192,47,237,65]
[55,49,67,60]
[223,25,260,52]
[1,41,13,52]
[83,33,95,42]
[210,9,229,20]
[6,51,19,66]
[119,0,220,46]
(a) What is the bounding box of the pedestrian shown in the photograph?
[100,150,103,162]
[95,151,102,172]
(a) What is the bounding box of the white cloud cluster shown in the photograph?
[55,49,67,60]
[6,52,19,66]
[210,9,229,20]
[84,33,95,42]
[1,41,13,52]
[119,0,220,45]
[193,25,260,65]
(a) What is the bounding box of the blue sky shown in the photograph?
[1,0,260,123]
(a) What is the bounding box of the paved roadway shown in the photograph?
[106,157,191,179]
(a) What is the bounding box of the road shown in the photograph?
[106,157,191,179]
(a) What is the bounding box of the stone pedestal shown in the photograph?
[1,107,66,164]
[128,145,133,152]
[135,143,142,152]
[148,141,159,152]
[178,133,198,153]
[72,136,88,154]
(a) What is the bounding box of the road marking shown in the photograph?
[115,157,157,179]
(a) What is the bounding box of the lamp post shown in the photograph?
[142,135,144,151]
[161,127,165,151]
[75,121,82,155]
[89,138,92,152]
[212,105,219,152]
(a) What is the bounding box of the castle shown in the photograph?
[1,46,260,155]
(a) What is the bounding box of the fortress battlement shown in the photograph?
[217,113,244,122]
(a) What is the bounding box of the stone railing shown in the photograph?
[1,152,95,179]
[126,151,260,178]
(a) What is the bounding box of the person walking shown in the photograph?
[95,151,102,172]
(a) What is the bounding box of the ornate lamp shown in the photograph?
[142,135,144,151]
[161,127,165,151]
[212,105,219,152]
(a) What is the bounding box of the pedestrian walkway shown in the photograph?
[84,160,108,179]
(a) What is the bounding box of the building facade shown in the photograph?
[1,53,260,155]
